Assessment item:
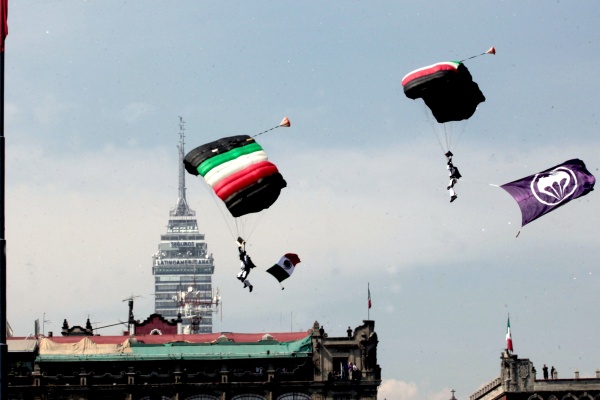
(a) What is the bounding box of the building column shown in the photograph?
[32,364,41,387]
[221,365,229,383]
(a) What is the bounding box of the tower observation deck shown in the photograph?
[152,118,218,333]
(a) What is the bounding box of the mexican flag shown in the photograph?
[267,253,301,283]
[506,317,513,352]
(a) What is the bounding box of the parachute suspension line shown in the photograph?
[421,102,447,153]
[249,210,266,239]
[234,214,256,243]
[450,118,469,154]
[201,181,237,241]
[197,178,267,243]
[443,124,451,151]
[433,126,446,152]
[234,210,266,244]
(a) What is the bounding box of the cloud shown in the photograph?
[123,102,157,123]
[379,379,418,400]
[6,137,600,337]
[33,94,72,126]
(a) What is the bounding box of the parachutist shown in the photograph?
[446,151,461,202]
[237,237,256,293]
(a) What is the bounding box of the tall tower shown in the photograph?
[152,117,218,333]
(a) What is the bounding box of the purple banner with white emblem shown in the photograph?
[501,159,595,227]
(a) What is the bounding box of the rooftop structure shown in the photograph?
[471,350,600,400]
[6,320,381,399]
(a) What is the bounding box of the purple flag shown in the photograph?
[501,159,595,227]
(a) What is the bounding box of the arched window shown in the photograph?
[527,395,543,400]
[150,328,162,335]
[277,393,311,400]
[139,397,171,400]
[185,396,220,400]
[231,395,266,400]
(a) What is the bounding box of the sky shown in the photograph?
[4,1,600,400]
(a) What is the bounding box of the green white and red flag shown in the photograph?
[1,0,7,52]
[506,317,513,352]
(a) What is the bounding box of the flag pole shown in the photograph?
[0,1,7,396]
[367,282,370,320]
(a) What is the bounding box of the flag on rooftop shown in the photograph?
[506,317,513,352]
[1,0,7,52]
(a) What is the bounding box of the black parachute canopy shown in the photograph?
[402,61,485,123]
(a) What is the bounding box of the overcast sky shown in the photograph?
[4,2,600,400]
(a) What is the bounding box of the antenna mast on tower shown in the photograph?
[175,116,190,216]
[174,286,221,334]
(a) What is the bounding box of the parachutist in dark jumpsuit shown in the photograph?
[445,151,461,202]
[236,237,256,292]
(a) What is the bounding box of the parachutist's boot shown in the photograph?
[249,285,253,293]
[450,195,458,203]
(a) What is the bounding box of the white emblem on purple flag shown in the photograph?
[531,167,577,206]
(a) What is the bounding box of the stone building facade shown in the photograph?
[470,351,600,400]
[6,320,380,400]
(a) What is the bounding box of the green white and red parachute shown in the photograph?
[184,118,290,219]
[401,47,494,152]
[402,61,485,124]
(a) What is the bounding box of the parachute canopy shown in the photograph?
[184,135,286,218]
[402,61,485,123]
